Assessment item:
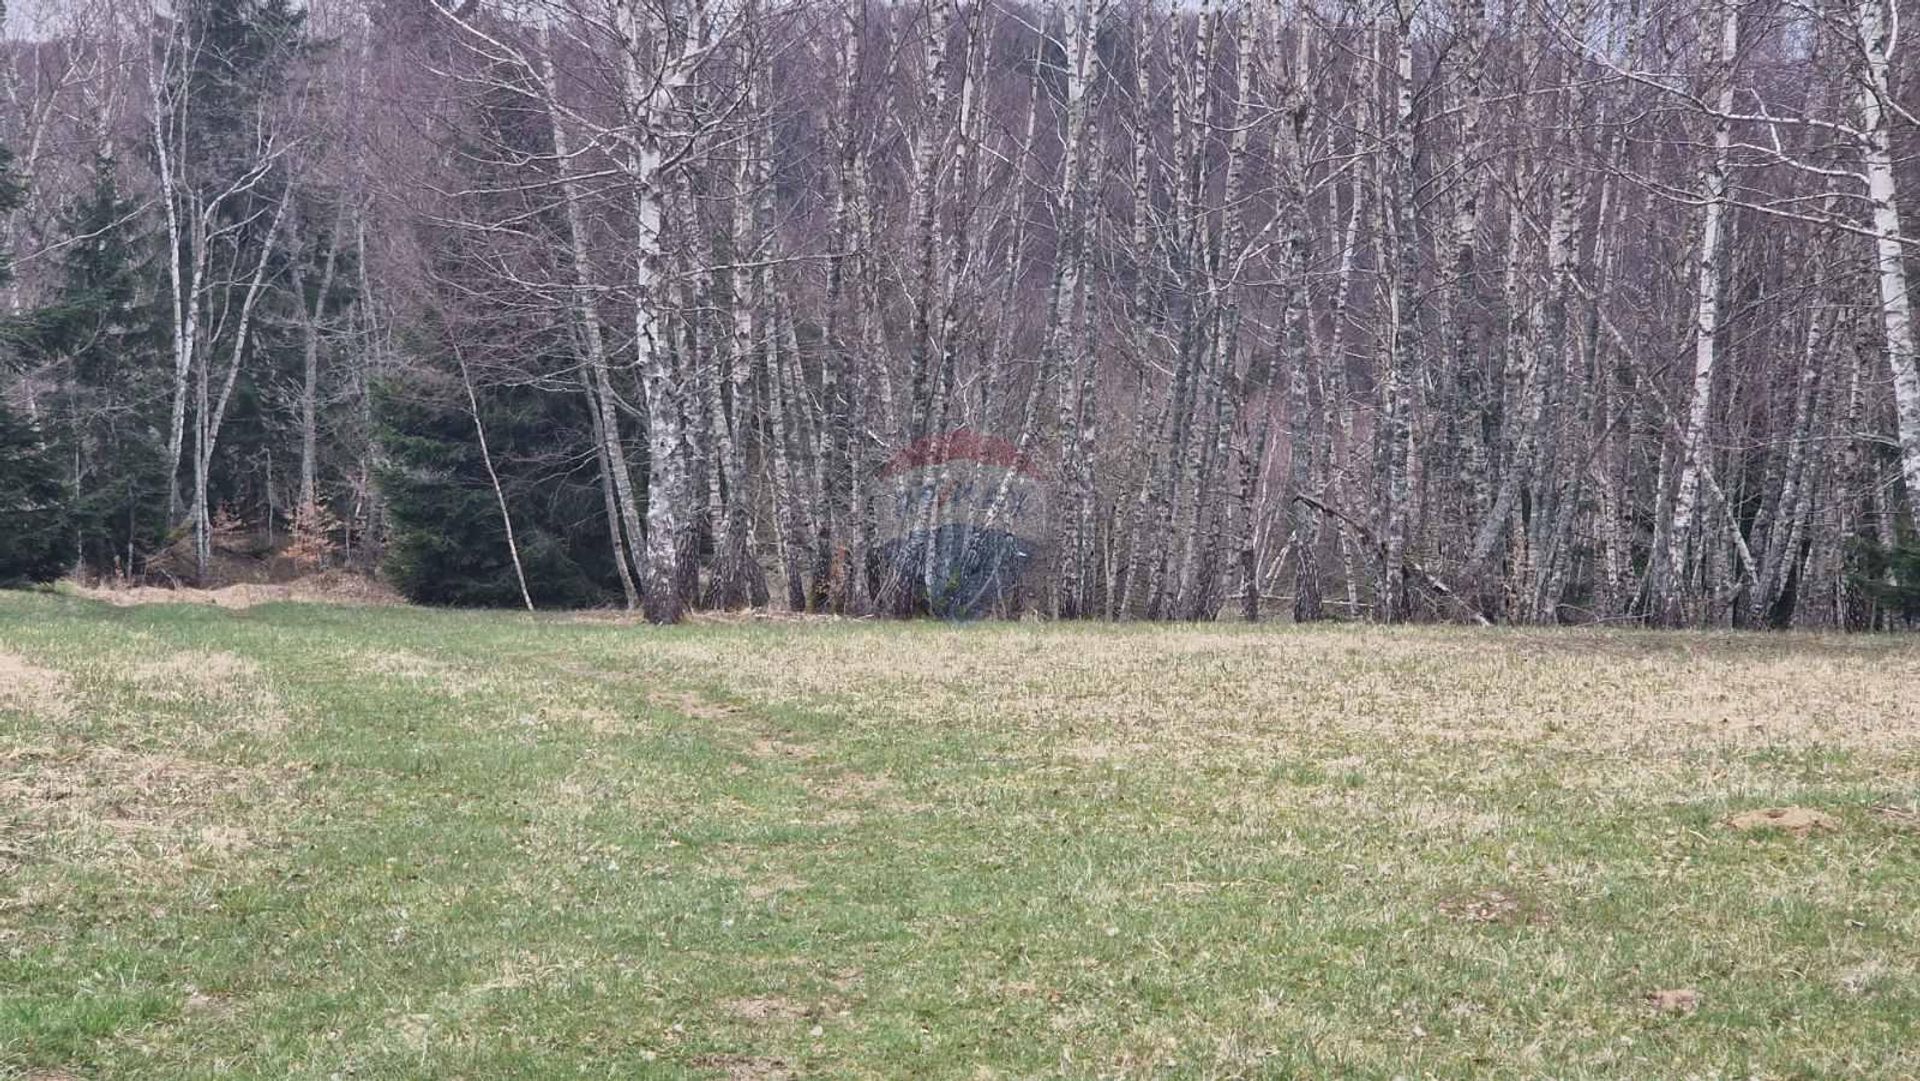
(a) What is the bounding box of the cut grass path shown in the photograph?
[2,590,1918,1079]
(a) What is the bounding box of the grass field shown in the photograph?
[2,590,1918,1079]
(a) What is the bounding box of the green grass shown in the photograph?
[2,590,1918,1079]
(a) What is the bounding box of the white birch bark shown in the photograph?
[293,202,346,515]
[540,19,648,600]
[192,183,292,576]
[1655,0,1739,626]
[148,21,197,522]
[617,0,694,624]
[1047,0,1103,617]
[1379,0,1421,621]
[1854,0,1920,535]
[452,338,532,611]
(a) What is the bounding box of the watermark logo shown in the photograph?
[872,428,1048,619]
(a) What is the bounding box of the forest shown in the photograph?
[2,0,1919,627]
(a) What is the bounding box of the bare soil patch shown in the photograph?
[1437,886,1548,926]
[721,996,811,1022]
[1837,961,1894,996]
[749,736,817,761]
[688,1055,794,1081]
[182,987,236,1019]
[1725,807,1840,836]
[651,689,742,722]
[1646,988,1703,1014]
[744,874,808,901]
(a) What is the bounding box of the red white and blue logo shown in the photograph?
[872,429,1048,619]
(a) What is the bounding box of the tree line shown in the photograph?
[2,0,1918,626]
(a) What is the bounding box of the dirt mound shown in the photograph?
[1725,806,1839,836]
[68,570,402,610]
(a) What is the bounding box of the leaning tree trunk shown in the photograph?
[587,387,640,610]
[452,338,533,612]
[542,24,648,601]
[193,184,292,578]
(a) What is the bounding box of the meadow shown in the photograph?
[2,590,1917,1079]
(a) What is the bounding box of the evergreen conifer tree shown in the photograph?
[23,156,171,574]
[375,356,622,608]
[0,0,68,586]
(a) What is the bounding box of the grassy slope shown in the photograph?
[1,590,1917,1079]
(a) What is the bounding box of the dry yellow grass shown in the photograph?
[645,624,1920,791]
[0,649,74,721]
[0,742,291,880]
[65,570,402,610]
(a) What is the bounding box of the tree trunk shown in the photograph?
[1654,0,1739,626]
[1854,0,1920,535]
[542,23,648,600]
[619,0,691,625]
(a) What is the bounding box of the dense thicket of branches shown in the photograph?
[3,0,1919,626]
